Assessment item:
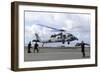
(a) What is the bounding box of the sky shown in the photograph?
[24,11,91,47]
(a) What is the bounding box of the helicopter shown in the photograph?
[32,24,78,47]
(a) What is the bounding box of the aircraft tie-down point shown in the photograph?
[32,24,78,47]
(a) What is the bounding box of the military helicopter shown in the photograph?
[32,24,78,47]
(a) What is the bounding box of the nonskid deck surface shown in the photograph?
[24,47,90,61]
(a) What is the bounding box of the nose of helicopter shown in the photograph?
[76,37,78,40]
[73,36,78,40]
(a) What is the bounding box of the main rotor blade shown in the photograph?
[36,24,66,32]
